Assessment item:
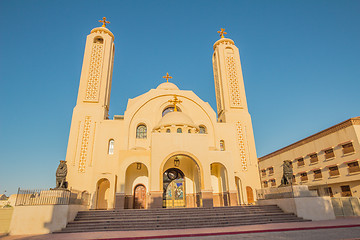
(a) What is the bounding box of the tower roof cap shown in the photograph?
[213,38,235,50]
[91,27,114,39]
[156,82,179,90]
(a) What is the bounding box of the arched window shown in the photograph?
[162,106,181,117]
[177,128,182,133]
[188,129,191,133]
[199,125,206,134]
[166,129,170,133]
[220,140,225,151]
[136,125,147,139]
[108,139,114,155]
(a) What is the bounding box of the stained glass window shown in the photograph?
[136,125,147,139]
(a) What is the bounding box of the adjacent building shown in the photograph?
[258,117,360,198]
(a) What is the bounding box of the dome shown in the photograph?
[156,82,179,90]
[155,111,197,130]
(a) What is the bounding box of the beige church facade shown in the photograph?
[64,23,261,210]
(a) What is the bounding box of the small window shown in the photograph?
[268,167,274,175]
[297,158,305,167]
[136,125,147,139]
[313,169,322,179]
[166,129,170,133]
[342,142,355,155]
[263,181,268,188]
[261,169,266,177]
[188,129,191,133]
[329,166,340,177]
[108,139,114,155]
[309,153,318,164]
[324,148,335,159]
[199,125,206,134]
[220,140,225,151]
[340,185,352,197]
[177,128,182,133]
[348,161,360,173]
[300,172,308,182]
[270,179,276,187]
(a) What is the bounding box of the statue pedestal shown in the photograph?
[257,185,336,221]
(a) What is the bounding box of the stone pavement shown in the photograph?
[1,217,359,240]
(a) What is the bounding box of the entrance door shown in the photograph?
[163,168,185,208]
[246,186,254,204]
[133,184,146,209]
[96,178,110,209]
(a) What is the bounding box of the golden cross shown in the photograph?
[99,17,110,28]
[168,95,182,112]
[217,28,227,38]
[162,72,173,83]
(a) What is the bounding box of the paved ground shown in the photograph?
[1,218,359,240]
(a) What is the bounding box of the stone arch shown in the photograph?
[96,178,110,209]
[246,186,254,204]
[210,162,229,207]
[124,162,149,209]
[235,176,245,205]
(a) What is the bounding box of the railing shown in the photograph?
[331,197,360,217]
[15,188,90,206]
[256,185,318,200]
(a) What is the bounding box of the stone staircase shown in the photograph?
[56,205,310,233]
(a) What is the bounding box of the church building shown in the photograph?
[64,19,261,210]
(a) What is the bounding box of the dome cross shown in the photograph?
[168,95,182,112]
[217,28,227,38]
[163,72,173,83]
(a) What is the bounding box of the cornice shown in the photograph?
[213,38,235,50]
[259,117,360,161]
[90,27,114,39]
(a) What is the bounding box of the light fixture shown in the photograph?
[136,163,142,170]
[174,157,180,167]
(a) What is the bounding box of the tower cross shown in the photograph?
[163,72,173,83]
[99,17,110,28]
[217,28,227,38]
[168,95,182,112]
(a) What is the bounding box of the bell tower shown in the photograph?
[65,18,115,178]
[212,28,248,123]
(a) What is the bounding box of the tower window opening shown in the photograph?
[220,140,225,151]
[177,128,182,133]
[136,125,147,139]
[166,129,170,133]
[94,37,104,44]
[108,139,114,155]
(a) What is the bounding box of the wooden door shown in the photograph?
[134,184,146,209]
[246,186,254,204]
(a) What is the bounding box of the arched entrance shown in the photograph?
[246,186,254,204]
[235,177,244,205]
[96,178,110,209]
[125,162,149,209]
[162,154,202,208]
[210,163,229,207]
[133,184,146,209]
[163,168,185,208]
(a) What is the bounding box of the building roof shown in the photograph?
[258,117,360,161]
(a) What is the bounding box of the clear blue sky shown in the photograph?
[1,1,359,196]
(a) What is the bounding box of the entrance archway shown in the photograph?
[210,163,229,207]
[133,184,146,209]
[96,178,110,209]
[125,162,149,209]
[162,154,201,208]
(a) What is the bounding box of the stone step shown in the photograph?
[56,205,310,233]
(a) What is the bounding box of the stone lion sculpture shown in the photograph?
[55,160,68,189]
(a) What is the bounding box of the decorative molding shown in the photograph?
[236,122,247,171]
[85,43,104,102]
[213,38,235,50]
[259,117,360,161]
[90,27,114,39]
[78,116,91,173]
[226,56,242,107]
